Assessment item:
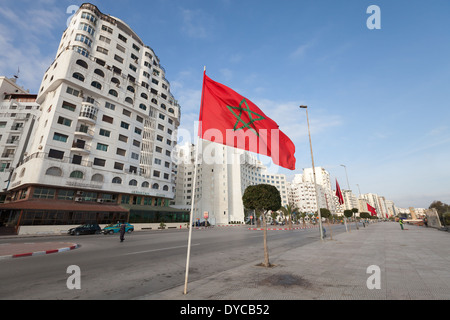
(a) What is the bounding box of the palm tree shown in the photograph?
[280,204,299,229]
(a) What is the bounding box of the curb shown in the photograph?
[0,244,80,260]
[248,226,319,231]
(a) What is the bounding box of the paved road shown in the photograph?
[0,223,343,300]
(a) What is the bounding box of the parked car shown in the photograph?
[68,224,102,236]
[103,223,134,235]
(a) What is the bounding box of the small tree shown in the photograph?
[320,208,331,219]
[243,184,281,267]
[344,210,353,219]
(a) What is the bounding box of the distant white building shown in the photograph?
[360,193,395,218]
[0,76,40,200]
[172,141,289,225]
[288,167,336,214]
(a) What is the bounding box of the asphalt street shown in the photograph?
[0,223,344,300]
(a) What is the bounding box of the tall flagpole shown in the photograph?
[184,67,206,295]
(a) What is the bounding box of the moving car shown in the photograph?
[68,224,102,236]
[103,223,134,235]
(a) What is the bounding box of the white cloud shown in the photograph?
[0,2,64,92]
[180,8,210,39]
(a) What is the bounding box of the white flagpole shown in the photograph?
[184,67,205,295]
[183,135,200,295]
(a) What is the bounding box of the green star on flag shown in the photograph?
[199,71,297,170]
[226,99,266,137]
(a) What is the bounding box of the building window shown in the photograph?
[102,115,114,124]
[75,33,92,47]
[78,22,95,36]
[114,162,124,171]
[72,72,85,82]
[99,35,110,44]
[114,54,124,64]
[132,140,140,148]
[81,11,97,25]
[94,69,105,77]
[116,148,126,156]
[33,188,56,199]
[96,143,108,152]
[66,87,80,97]
[45,167,63,177]
[99,129,111,137]
[76,59,89,69]
[53,132,69,143]
[48,149,64,160]
[101,25,113,33]
[131,152,139,160]
[93,158,106,167]
[120,122,130,130]
[108,89,118,97]
[74,46,90,58]
[118,134,128,143]
[70,171,84,179]
[112,177,122,184]
[118,34,127,42]
[57,116,72,127]
[91,81,102,90]
[129,180,138,186]
[91,174,104,183]
[132,43,140,51]
[58,190,74,201]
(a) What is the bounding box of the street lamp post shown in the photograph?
[300,105,324,240]
[341,164,358,230]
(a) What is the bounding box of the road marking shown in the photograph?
[125,243,200,256]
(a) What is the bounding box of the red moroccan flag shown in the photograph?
[198,72,296,170]
[335,179,344,205]
[367,204,377,216]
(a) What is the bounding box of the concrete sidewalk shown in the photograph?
[140,222,450,300]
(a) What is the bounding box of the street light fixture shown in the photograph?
[340,164,350,191]
[300,105,324,240]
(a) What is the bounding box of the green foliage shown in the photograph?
[360,212,371,219]
[242,184,282,214]
[343,210,353,218]
[429,201,449,215]
[320,208,331,219]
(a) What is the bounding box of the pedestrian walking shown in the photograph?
[120,223,126,242]
[399,219,404,230]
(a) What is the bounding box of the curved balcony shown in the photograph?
[71,141,91,154]
[78,102,98,125]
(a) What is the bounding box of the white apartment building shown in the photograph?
[0,77,40,200]
[287,174,317,214]
[289,167,336,214]
[173,141,244,225]
[172,141,289,225]
[0,3,186,231]
[361,193,391,218]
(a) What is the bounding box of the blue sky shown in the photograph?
[1,0,449,208]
